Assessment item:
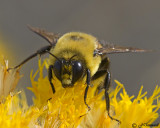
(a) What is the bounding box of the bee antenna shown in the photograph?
[47,51,61,63]
[69,55,77,61]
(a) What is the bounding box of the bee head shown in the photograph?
[53,55,84,88]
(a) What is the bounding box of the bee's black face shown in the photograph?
[53,59,84,88]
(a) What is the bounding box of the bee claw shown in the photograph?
[88,106,91,111]
[47,97,52,101]
[108,114,121,124]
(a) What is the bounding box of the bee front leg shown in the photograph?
[48,65,55,94]
[104,70,121,124]
[7,45,52,71]
[84,69,91,111]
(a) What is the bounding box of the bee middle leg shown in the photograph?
[48,65,56,94]
[84,69,91,111]
[47,65,56,101]
[92,69,120,123]
[92,56,120,123]
[104,70,121,123]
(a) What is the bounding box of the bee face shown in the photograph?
[53,59,84,88]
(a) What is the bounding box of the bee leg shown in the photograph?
[7,45,52,71]
[84,69,91,111]
[104,70,121,124]
[48,65,55,94]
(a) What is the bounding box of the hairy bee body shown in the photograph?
[49,32,102,87]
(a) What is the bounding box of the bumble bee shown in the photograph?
[8,26,148,123]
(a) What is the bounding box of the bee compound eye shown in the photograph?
[72,61,83,84]
[53,60,62,81]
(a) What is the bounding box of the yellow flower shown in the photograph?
[79,81,160,128]
[28,59,103,127]
[0,54,37,127]
[0,91,36,128]
[28,59,160,128]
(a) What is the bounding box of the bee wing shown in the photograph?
[28,25,61,45]
[98,41,150,54]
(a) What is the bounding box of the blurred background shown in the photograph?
[0,0,159,122]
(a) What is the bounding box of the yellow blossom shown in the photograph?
[0,92,35,128]
[0,53,37,127]
[28,59,160,128]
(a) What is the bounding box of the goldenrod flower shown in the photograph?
[0,53,159,127]
[0,56,36,127]
[28,59,160,128]
[0,91,37,128]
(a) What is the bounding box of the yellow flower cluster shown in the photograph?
[0,57,159,128]
[28,59,106,127]
[28,59,160,128]
[0,92,36,128]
